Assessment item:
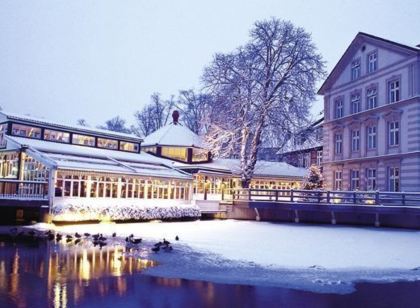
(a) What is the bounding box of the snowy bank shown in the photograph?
[54,220,420,293]
[51,202,200,222]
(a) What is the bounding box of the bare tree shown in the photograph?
[99,116,131,133]
[77,119,88,126]
[133,93,175,137]
[176,89,213,134]
[202,18,325,187]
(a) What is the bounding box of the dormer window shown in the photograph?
[367,51,378,73]
[11,124,41,139]
[73,134,95,147]
[351,58,361,80]
[120,141,139,153]
[98,138,118,150]
[44,129,70,143]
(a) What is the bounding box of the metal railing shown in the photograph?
[232,188,420,207]
[0,179,48,200]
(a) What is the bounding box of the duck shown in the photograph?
[175,235,179,241]
[112,232,117,238]
[163,238,170,246]
[131,238,142,244]
[151,246,160,253]
[75,232,82,238]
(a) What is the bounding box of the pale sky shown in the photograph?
[1,0,419,128]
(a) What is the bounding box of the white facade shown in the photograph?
[319,33,420,192]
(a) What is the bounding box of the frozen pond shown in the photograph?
[52,220,420,293]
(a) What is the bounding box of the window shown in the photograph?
[388,121,399,147]
[335,133,343,154]
[366,168,377,190]
[351,59,361,80]
[72,134,95,147]
[97,138,118,150]
[11,124,41,139]
[315,127,323,141]
[366,87,377,109]
[334,99,344,119]
[351,93,361,114]
[388,79,400,103]
[367,51,377,73]
[389,167,400,192]
[351,129,360,152]
[334,171,342,190]
[44,129,70,143]
[367,126,377,150]
[0,124,7,148]
[120,141,139,152]
[161,147,188,162]
[192,148,209,162]
[298,153,310,168]
[316,150,323,166]
[350,170,360,190]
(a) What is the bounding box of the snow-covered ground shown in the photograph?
[50,220,420,293]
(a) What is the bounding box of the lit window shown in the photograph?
[120,141,139,152]
[388,79,400,103]
[11,124,41,139]
[351,59,361,80]
[351,129,360,152]
[366,168,377,190]
[367,126,377,150]
[334,99,343,119]
[192,148,209,162]
[367,51,377,73]
[72,134,95,147]
[366,87,377,109]
[44,129,70,143]
[351,93,361,114]
[388,167,400,192]
[388,121,399,147]
[335,133,343,154]
[161,147,188,162]
[334,171,342,190]
[350,170,360,190]
[97,138,118,150]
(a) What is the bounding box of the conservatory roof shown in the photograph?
[6,136,191,179]
[142,122,206,148]
[174,158,307,179]
[1,111,142,142]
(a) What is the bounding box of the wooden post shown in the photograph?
[290,189,294,202]
[353,192,357,204]
[275,190,279,202]
[402,193,406,206]
[248,189,251,201]
[375,191,380,205]
[326,191,330,204]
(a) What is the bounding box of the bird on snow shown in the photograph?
[175,235,179,241]
[112,232,117,237]
[151,246,160,253]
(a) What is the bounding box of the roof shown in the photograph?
[1,111,142,142]
[142,122,206,148]
[6,135,191,180]
[318,32,419,95]
[174,158,307,179]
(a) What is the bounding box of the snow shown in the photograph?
[53,220,420,293]
[142,122,205,148]
[176,158,307,178]
[7,135,191,179]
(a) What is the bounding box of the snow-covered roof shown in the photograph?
[174,158,307,179]
[1,111,142,142]
[142,122,206,148]
[6,136,191,180]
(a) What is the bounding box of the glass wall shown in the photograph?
[97,138,118,150]
[72,134,95,147]
[22,154,49,181]
[44,129,70,143]
[120,141,139,153]
[11,124,41,139]
[55,172,190,200]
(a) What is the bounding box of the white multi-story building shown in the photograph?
[319,32,420,192]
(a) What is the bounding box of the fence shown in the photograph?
[0,179,48,200]
[231,188,420,207]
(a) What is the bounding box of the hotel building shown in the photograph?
[319,33,420,192]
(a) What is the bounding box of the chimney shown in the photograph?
[172,110,180,125]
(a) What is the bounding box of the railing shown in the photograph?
[0,179,49,200]
[232,188,420,207]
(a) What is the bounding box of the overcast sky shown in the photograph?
[1,0,419,128]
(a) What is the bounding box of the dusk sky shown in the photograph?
[1,0,419,128]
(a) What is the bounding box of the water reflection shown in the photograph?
[0,237,156,307]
